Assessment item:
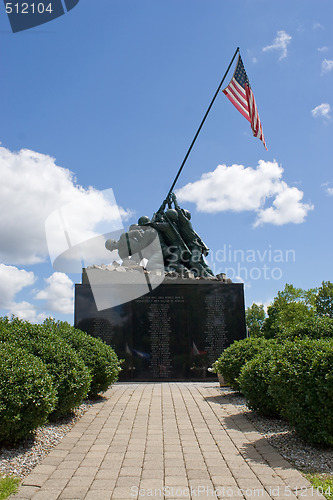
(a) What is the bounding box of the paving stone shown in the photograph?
[40,478,69,490]
[62,453,86,462]
[122,458,143,467]
[187,477,214,486]
[84,490,112,500]
[294,488,326,499]
[57,460,82,470]
[141,470,164,480]
[58,486,89,498]
[47,449,69,458]
[118,466,143,476]
[22,474,48,487]
[49,468,74,480]
[164,476,189,486]
[12,486,40,498]
[32,464,57,475]
[139,479,164,489]
[89,478,116,490]
[67,476,93,488]
[80,458,104,467]
[116,476,141,487]
[225,467,258,479]
[31,490,63,500]
[112,486,137,498]
[164,467,187,477]
[12,383,318,500]
[143,461,164,471]
[187,469,211,480]
[73,466,99,477]
[95,468,121,479]
[39,456,65,466]
[210,475,238,487]
[237,478,266,490]
[53,442,75,451]
[124,451,145,460]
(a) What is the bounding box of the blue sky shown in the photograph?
[0,0,332,323]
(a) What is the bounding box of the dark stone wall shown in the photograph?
[74,280,246,381]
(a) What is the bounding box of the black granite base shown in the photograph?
[74,279,246,381]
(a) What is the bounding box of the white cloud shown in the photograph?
[255,185,312,226]
[311,103,331,119]
[262,30,292,60]
[313,22,324,30]
[321,59,333,74]
[175,160,314,227]
[8,301,47,323]
[0,146,132,266]
[321,182,333,196]
[254,300,272,314]
[317,47,328,53]
[0,263,47,322]
[35,272,74,315]
[0,263,36,307]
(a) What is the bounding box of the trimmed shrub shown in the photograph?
[0,318,92,418]
[44,319,121,398]
[0,343,57,444]
[238,341,281,417]
[268,339,333,446]
[213,337,267,390]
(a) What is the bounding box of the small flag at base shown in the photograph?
[223,54,267,150]
[192,341,207,356]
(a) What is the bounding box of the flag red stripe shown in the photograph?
[228,80,249,112]
[231,78,248,102]
[222,54,267,150]
[223,89,251,122]
[245,84,267,148]
[223,79,251,122]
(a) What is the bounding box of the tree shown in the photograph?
[316,281,333,318]
[246,303,266,337]
[262,283,317,338]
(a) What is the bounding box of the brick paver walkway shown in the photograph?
[11,383,324,500]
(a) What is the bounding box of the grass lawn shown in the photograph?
[307,474,333,499]
[0,476,20,500]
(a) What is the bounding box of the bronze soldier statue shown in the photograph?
[171,192,214,277]
[139,201,189,274]
[106,194,215,278]
[105,223,161,269]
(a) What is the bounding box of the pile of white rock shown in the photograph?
[82,262,232,283]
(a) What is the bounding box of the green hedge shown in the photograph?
[238,341,282,417]
[213,338,267,390]
[0,317,91,418]
[0,316,121,444]
[0,343,56,444]
[215,337,333,446]
[44,319,121,398]
[268,339,333,446]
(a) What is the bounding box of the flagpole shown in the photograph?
[166,46,240,200]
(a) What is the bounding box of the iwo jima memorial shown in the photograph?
[75,48,268,380]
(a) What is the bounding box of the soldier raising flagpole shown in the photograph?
[106,47,268,279]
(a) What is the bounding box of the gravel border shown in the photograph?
[0,401,94,479]
[220,387,333,476]
[1,387,332,480]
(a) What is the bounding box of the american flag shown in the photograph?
[223,55,267,150]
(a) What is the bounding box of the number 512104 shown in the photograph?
[5,3,54,14]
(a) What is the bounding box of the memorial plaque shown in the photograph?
[75,279,246,381]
